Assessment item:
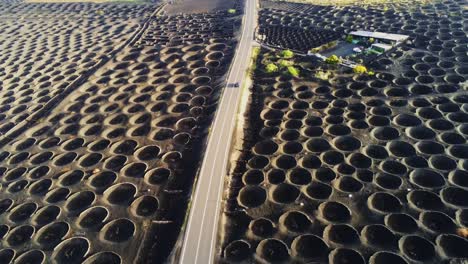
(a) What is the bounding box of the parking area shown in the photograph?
[321,41,356,57]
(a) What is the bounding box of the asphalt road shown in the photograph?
[179,0,257,262]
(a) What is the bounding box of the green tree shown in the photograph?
[353,65,367,74]
[325,55,341,64]
[315,70,331,80]
[369,37,375,44]
[287,66,300,77]
[265,63,278,73]
[280,49,294,58]
[345,35,353,43]
[278,59,293,68]
[228,9,236,14]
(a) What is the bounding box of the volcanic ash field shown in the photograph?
[0,1,240,263]
[219,0,468,263]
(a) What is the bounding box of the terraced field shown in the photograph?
[219,0,468,263]
[0,1,240,263]
[2,0,467,262]
[0,3,153,139]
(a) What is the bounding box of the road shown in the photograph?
[179,0,257,262]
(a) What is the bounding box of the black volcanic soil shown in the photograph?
[219,0,468,263]
[0,2,154,138]
[163,0,239,15]
[0,1,240,263]
[164,0,234,14]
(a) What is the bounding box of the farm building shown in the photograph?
[349,30,409,45]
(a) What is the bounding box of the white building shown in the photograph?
[349,30,409,45]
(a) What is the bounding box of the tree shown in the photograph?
[315,70,332,80]
[265,63,278,73]
[228,9,236,14]
[325,55,341,64]
[287,66,300,77]
[280,49,294,58]
[353,65,367,74]
[278,59,293,68]
[345,35,353,43]
[369,37,375,44]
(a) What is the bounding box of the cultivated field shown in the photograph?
[0,3,151,138]
[0,0,240,263]
[219,0,468,263]
[263,0,431,7]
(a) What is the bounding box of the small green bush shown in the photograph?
[310,47,320,54]
[280,49,294,58]
[265,63,278,73]
[353,65,367,74]
[228,9,236,14]
[278,59,293,68]
[327,41,338,48]
[287,66,300,77]
[325,55,341,64]
[315,70,332,80]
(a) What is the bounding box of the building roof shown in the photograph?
[350,30,409,42]
[371,43,393,50]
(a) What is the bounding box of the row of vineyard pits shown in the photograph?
[0,7,240,264]
[0,3,154,135]
[219,0,468,263]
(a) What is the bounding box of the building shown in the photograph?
[349,30,409,46]
[369,43,393,53]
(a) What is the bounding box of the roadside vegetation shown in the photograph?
[248,47,261,77]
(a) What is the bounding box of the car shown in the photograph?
[353,47,362,53]
[228,82,240,88]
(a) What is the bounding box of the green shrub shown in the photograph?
[280,49,294,58]
[278,59,293,68]
[353,65,367,74]
[287,66,300,77]
[247,47,261,76]
[315,70,331,80]
[265,63,278,73]
[327,41,338,48]
[345,35,353,43]
[325,55,341,64]
[310,47,320,54]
